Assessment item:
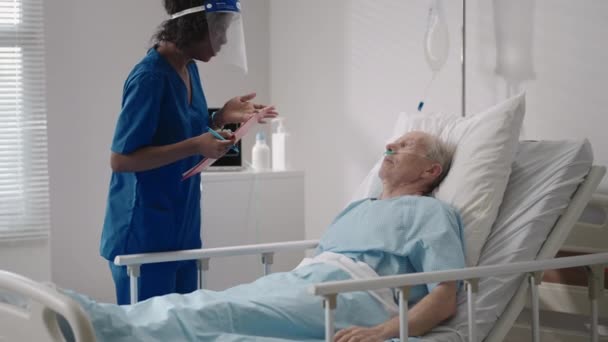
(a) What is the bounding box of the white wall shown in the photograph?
[270,0,462,239]
[0,239,50,281]
[270,0,608,239]
[466,0,608,170]
[45,0,269,303]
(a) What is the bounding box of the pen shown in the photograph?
[207,127,239,153]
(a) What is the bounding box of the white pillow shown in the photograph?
[351,93,526,266]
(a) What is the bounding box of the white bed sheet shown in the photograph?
[421,139,593,342]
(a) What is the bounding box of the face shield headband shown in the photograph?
[169,1,248,73]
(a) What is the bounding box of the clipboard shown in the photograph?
[181,107,270,180]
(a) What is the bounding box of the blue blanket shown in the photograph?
[65,263,399,342]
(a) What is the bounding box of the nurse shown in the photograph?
[100,0,277,305]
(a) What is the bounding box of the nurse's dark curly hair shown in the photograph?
[153,0,209,50]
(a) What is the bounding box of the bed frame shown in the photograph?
[0,166,606,342]
[509,194,608,341]
[0,271,94,342]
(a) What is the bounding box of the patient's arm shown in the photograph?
[335,281,457,341]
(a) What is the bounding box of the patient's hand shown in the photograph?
[334,326,388,342]
[335,282,458,341]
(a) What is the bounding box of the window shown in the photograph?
[0,0,49,239]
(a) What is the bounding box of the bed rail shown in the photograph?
[114,240,319,304]
[0,270,95,342]
[310,252,608,342]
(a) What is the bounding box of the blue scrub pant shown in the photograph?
[109,260,197,305]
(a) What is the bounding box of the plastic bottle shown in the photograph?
[424,0,449,73]
[271,118,289,171]
[419,0,450,112]
[252,131,271,172]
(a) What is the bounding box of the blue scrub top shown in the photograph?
[100,48,209,260]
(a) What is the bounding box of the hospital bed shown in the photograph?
[0,140,607,342]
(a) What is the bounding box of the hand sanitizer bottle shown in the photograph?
[252,131,271,172]
[271,118,289,171]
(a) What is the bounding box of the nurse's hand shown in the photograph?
[191,131,235,159]
[215,92,278,126]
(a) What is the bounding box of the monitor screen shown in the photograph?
[207,108,242,168]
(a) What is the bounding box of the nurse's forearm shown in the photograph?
[111,139,199,172]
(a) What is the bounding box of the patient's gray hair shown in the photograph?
[424,136,456,192]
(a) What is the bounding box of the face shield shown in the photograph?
[171,0,248,73]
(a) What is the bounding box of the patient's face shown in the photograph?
[379,132,434,185]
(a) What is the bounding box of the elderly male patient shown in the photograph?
[63,131,464,342]
[330,131,462,341]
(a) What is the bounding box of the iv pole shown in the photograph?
[461,0,466,117]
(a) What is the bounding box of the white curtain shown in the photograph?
[0,0,49,239]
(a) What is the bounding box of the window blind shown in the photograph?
[0,0,49,239]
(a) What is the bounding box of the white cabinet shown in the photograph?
[201,170,305,290]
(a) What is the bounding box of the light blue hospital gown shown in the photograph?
[317,196,466,304]
[63,195,465,342]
